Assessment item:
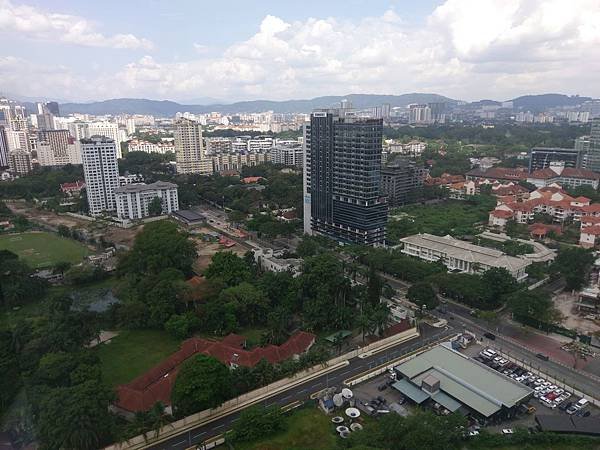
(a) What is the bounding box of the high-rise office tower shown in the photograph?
[174,118,213,175]
[584,118,600,173]
[303,108,388,245]
[0,126,8,168]
[81,136,120,216]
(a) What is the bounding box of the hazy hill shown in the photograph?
[57,93,457,116]
[510,94,592,112]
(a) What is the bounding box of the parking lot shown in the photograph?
[470,344,598,423]
[352,372,411,417]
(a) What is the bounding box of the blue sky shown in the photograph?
[1,0,599,103]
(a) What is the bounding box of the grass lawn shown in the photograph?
[96,330,181,387]
[388,197,496,243]
[235,407,337,450]
[0,231,90,268]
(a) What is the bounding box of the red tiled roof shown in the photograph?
[528,223,562,236]
[60,180,85,192]
[467,167,527,181]
[581,204,600,214]
[581,225,600,236]
[574,196,591,203]
[491,210,513,219]
[115,331,316,412]
[581,216,600,225]
[530,168,600,180]
[242,176,264,184]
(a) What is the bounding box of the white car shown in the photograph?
[468,431,480,437]
[502,429,514,435]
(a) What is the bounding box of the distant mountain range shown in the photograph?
[19,93,595,117]
[55,93,456,116]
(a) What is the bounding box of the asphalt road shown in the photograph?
[430,301,600,397]
[146,324,454,450]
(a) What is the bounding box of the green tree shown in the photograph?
[407,282,439,310]
[228,405,285,443]
[218,282,269,326]
[37,380,114,450]
[118,220,196,277]
[482,267,518,307]
[507,290,561,324]
[171,355,233,416]
[0,330,20,415]
[551,247,595,291]
[204,251,251,287]
[148,197,163,216]
[165,312,200,339]
[348,410,467,450]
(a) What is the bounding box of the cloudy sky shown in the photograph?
[1,0,599,103]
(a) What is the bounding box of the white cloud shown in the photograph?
[0,0,153,49]
[4,0,600,101]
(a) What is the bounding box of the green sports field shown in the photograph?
[0,231,90,268]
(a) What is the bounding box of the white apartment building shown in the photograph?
[86,122,123,158]
[400,233,530,281]
[81,136,120,216]
[37,142,82,166]
[127,139,174,155]
[205,137,232,154]
[174,118,213,175]
[6,130,29,151]
[115,181,179,220]
[8,149,32,175]
[211,152,270,172]
[270,142,303,168]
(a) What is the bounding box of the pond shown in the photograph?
[70,286,120,312]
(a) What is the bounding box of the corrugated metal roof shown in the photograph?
[431,391,462,412]
[395,345,532,417]
[391,379,429,404]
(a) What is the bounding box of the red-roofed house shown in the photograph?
[527,163,600,189]
[466,167,528,183]
[580,225,600,248]
[241,176,264,184]
[528,223,562,239]
[60,180,86,196]
[488,209,514,228]
[115,331,316,413]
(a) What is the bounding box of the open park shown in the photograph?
[0,231,90,268]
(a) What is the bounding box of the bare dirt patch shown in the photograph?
[553,292,600,335]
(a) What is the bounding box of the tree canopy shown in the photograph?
[171,355,233,416]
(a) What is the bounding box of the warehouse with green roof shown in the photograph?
[392,344,533,421]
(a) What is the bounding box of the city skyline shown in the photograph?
[1,0,599,103]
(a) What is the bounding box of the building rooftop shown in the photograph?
[400,233,530,273]
[114,181,178,194]
[395,345,532,417]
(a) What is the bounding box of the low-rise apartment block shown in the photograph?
[114,181,179,220]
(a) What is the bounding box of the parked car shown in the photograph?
[558,401,571,411]
[484,332,496,340]
[536,353,549,361]
[502,428,514,435]
[377,383,388,391]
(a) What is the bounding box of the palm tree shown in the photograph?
[149,402,170,439]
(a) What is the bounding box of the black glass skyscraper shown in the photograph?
[303,108,387,245]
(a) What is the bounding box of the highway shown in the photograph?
[146,324,455,450]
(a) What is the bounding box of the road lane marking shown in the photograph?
[192,431,206,439]
[172,440,186,447]
[213,424,225,429]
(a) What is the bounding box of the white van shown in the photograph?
[576,398,589,409]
